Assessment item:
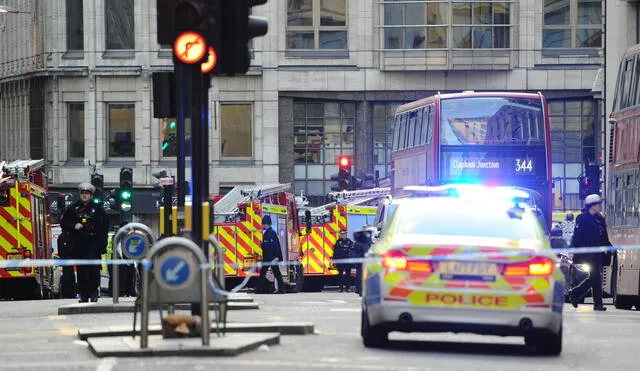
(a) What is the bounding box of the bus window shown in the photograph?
[622,58,634,109]
[407,112,416,149]
[634,55,640,106]
[415,108,423,147]
[422,106,430,144]
[392,114,401,152]
[399,113,407,150]
[427,105,435,144]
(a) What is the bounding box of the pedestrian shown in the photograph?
[60,183,109,303]
[352,226,375,296]
[568,194,611,311]
[257,215,285,294]
[333,229,353,292]
[560,213,576,246]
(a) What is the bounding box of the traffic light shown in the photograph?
[90,173,104,205]
[579,165,601,200]
[214,0,269,75]
[330,155,352,191]
[119,167,133,213]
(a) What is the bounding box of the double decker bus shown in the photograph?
[390,91,553,229]
[605,44,640,310]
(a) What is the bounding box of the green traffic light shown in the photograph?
[162,141,169,150]
[92,198,101,205]
[120,190,132,201]
[170,121,176,129]
[120,201,132,212]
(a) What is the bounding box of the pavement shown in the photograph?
[0,291,638,370]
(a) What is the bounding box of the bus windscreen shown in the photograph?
[440,97,545,146]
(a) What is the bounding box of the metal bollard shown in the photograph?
[112,238,120,304]
[209,234,227,329]
[140,262,150,348]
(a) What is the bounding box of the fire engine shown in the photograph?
[212,184,306,292]
[299,187,390,292]
[0,159,54,299]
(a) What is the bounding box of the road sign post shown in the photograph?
[140,236,222,348]
[111,223,155,304]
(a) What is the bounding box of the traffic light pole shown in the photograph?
[175,59,188,209]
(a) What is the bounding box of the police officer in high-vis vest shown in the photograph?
[61,183,109,302]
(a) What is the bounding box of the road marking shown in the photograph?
[327,300,348,304]
[48,314,77,336]
[162,359,421,370]
[57,327,77,336]
[269,316,285,321]
[330,308,360,312]
[96,357,117,371]
[0,330,64,338]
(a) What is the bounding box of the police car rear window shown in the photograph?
[394,205,539,240]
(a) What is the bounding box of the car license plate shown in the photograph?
[7,254,23,260]
[439,261,498,281]
[243,258,256,270]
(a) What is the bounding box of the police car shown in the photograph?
[361,185,565,355]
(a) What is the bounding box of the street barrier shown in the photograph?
[111,223,155,304]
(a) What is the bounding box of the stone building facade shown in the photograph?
[0,0,606,225]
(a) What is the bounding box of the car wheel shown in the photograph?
[526,327,562,356]
[361,306,388,348]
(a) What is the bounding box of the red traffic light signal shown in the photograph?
[338,155,351,169]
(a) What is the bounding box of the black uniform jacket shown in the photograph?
[60,201,109,259]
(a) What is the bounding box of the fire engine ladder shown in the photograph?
[305,187,392,216]
[2,159,45,180]
[328,187,391,202]
[214,183,291,215]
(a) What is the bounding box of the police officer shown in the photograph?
[60,183,109,302]
[333,229,353,292]
[258,215,285,294]
[352,226,375,296]
[569,194,611,311]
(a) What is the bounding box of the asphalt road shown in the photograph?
[0,292,638,370]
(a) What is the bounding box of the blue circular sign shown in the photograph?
[159,255,192,288]
[123,235,146,259]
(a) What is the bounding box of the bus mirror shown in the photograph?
[304,210,312,233]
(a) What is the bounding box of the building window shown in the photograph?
[382,1,511,50]
[373,102,404,179]
[221,104,253,158]
[294,101,355,206]
[549,99,596,210]
[108,103,135,158]
[68,103,85,159]
[543,0,602,49]
[66,0,84,51]
[287,0,348,50]
[106,0,135,50]
[161,118,192,158]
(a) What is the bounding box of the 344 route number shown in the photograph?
[514,158,534,173]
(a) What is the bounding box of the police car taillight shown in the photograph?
[503,256,553,276]
[381,251,432,272]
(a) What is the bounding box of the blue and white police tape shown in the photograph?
[0,243,633,271]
